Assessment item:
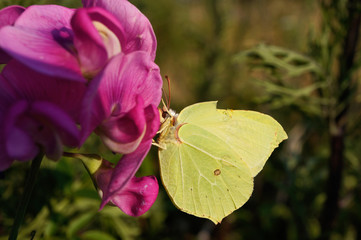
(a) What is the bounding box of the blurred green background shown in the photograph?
[1,0,361,239]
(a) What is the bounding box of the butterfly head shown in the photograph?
[159,105,178,126]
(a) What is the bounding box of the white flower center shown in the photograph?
[93,21,121,59]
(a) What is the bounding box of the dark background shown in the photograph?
[1,0,361,239]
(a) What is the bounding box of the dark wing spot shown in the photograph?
[214,169,221,176]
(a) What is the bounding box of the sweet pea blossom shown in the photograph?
[82,0,157,60]
[92,159,159,216]
[0,60,86,171]
[0,0,162,216]
[80,0,162,211]
[84,52,162,151]
[0,2,156,81]
[83,51,162,211]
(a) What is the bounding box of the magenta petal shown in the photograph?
[78,75,104,144]
[80,52,162,142]
[0,5,25,63]
[97,96,146,154]
[95,52,162,113]
[0,6,84,81]
[6,126,38,161]
[3,100,38,161]
[85,7,124,57]
[71,8,108,77]
[37,127,63,160]
[3,100,28,135]
[1,60,86,119]
[85,7,124,39]
[143,104,160,141]
[13,5,73,29]
[0,27,82,81]
[0,5,25,28]
[94,160,113,192]
[110,176,159,216]
[82,0,157,59]
[2,100,80,162]
[0,76,16,109]
[31,101,81,147]
[100,140,152,209]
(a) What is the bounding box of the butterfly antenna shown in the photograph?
[161,98,168,111]
[161,88,168,109]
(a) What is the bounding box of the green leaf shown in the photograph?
[81,230,116,240]
[67,212,97,238]
[234,44,323,78]
[253,79,328,116]
[64,153,103,175]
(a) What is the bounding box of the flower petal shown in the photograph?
[3,100,38,161]
[71,8,108,78]
[0,5,25,28]
[0,5,25,63]
[31,101,81,148]
[110,176,159,216]
[143,104,160,141]
[33,125,63,160]
[2,100,80,161]
[85,7,124,58]
[80,52,162,142]
[82,0,157,59]
[95,51,161,114]
[6,126,38,161]
[97,96,146,154]
[0,61,83,167]
[0,5,84,81]
[1,60,86,120]
[100,140,152,209]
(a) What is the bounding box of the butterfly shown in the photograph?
[156,101,287,223]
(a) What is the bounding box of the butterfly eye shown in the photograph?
[162,110,168,119]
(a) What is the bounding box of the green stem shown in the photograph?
[8,153,44,240]
[319,0,361,238]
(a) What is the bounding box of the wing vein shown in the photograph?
[178,147,185,207]
[182,140,240,170]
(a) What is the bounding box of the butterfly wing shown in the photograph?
[159,122,253,223]
[158,101,287,223]
[178,101,287,176]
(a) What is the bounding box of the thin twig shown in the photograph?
[9,153,43,240]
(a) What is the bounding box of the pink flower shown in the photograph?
[83,51,162,210]
[82,0,157,60]
[0,61,86,170]
[93,159,159,216]
[83,52,162,152]
[0,2,156,81]
[0,0,162,215]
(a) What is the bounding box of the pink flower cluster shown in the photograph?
[0,0,162,216]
